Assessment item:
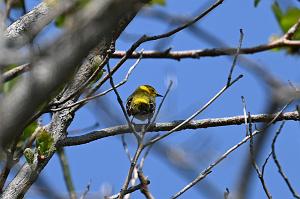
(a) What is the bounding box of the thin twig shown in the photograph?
[122,134,132,161]
[57,148,77,199]
[106,62,139,140]
[145,81,173,132]
[151,81,173,124]
[241,96,249,135]
[138,170,154,199]
[2,63,30,82]
[79,180,91,199]
[119,144,144,199]
[68,122,100,135]
[139,135,159,169]
[107,179,150,199]
[170,102,290,199]
[227,29,244,86]
[271,121,300,199]
[224,188,230,199]
[283,18,300,40]
[262,152,272,176]
[249,113,272,199]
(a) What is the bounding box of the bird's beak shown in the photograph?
[156,93,163,97]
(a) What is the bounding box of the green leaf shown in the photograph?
[272,3,300,53]
[149,0,166,6]
[23,148,34,164]
[55,14,66,27]
[272,3,300,38]
[2,78,18,93]
[16,121,38,148]
[36,129,54,159]
[254,0,260,7]
[22,122,38,141]
[78,0,90,8]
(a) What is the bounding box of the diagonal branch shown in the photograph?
[271,122,300,199]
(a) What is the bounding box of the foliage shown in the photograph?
[272,3,300,40]
[23,148,34,164]
[149,0,166,6]
[16,121,38,148]
[36,129,54,159]
[272,3,300,53]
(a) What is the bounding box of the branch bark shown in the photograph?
[110,40,300,60]
[60,110,300,147]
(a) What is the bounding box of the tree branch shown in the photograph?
[110,40,300,60]
[59,110,300,147]
[271,122,300,199]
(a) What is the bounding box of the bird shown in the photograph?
[126,85,162,122]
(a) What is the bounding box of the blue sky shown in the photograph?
[12,0,300,198]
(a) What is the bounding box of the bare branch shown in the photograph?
[227,29,243,86]
[138,170,154,199]
[106,62,139,140]
[1,63,30,82]
[150,81,173,124]
[107,179,150,199]
[224,188,230,199]
[110,41,300,60]
[283,18,300,40]
[249,113,272,199]
[79,181,91,199]
[119,144,144,199]
[59,110,300,147]
[271,122,300,199]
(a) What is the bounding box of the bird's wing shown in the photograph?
[126,95,133,116]
[149,99,155,115]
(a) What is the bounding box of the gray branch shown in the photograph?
[5,2,50,40]
[60,110,300,147]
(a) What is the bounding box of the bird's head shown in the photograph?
[137,85,163,97]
